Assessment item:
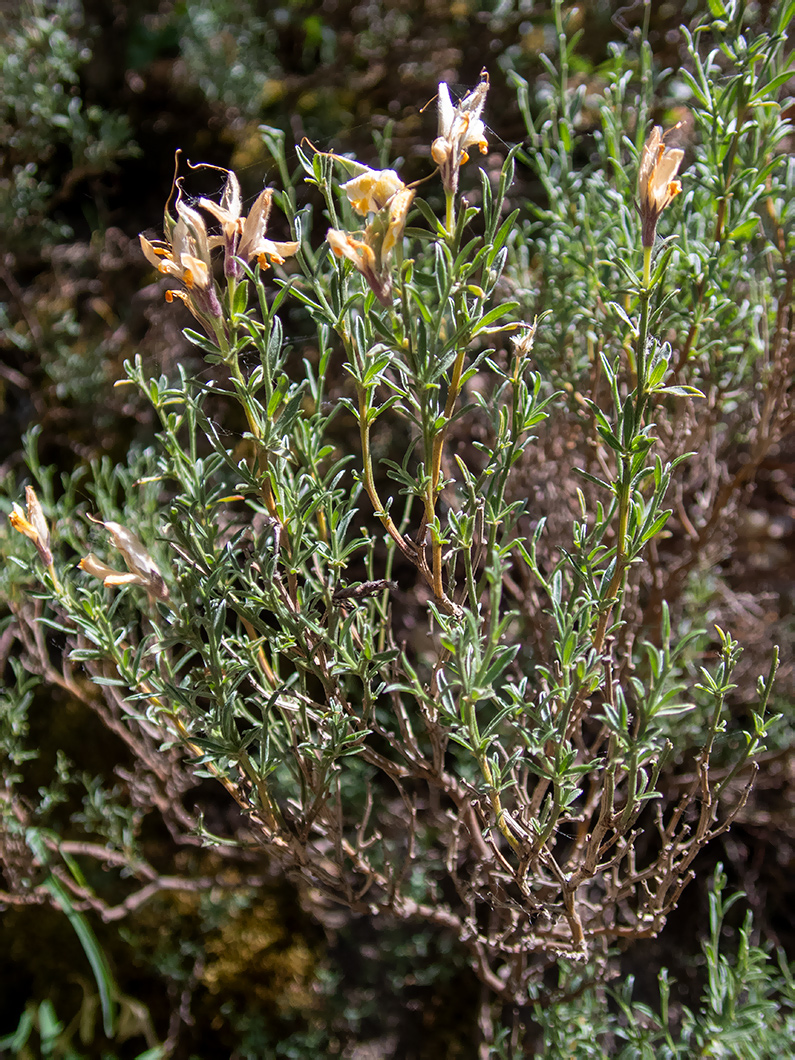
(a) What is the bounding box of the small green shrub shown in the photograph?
[2,0,793,1053]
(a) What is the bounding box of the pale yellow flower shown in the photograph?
[638,125,684,247]
[327,228,385,304]
[9,486,52,567]
[431,72,489,196]
[79,553,149,590]
[199,168,244,246]
[341,167,405,216]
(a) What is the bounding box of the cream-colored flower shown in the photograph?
[431,72,489,196]
[199,168,243,243]
[81,516,169,600]
[327,228,385,304]
[638,125,684,247]
[199,173,299,276]
[511,320,539,360]
[235,189,299,269]
[9,486,52,567]
[341,167,405,216]
[79,553,149,590]
[140,200,212,291]
[140,190,223,332]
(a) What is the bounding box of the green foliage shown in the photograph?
[175,0,337,116]
[514,867,795,1059]
[2,0,794,1055]
[510,0,793,393]
[0,0,136,254]
[0,997,162,1060]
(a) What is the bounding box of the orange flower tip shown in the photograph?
[9,509,29,535]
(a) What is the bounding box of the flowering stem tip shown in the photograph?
[638,124,684,249]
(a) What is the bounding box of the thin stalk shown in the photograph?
[47,561,62,594]
[463,693,520,855]
[634,249,652,425]
[716,647,778,799]
[219,330,298,601]
[237,748,279,829]
[567,255,651,733]
[425,343,467,599]
[590,457,632,659]
[377,492,414,654]
[357,385,415,565]
[593,244,654,647]
[462,541,478,611]
[532,781,563,854]
[444,190,455,236]
[618,748,639,830]
[491,344,528,514]
[224,340,262,443]
[431,344,467,495]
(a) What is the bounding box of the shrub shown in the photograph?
[2,0,793,1053]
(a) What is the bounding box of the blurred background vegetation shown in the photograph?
[1,0,793,1056]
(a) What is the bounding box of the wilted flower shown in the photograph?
[9,486,52,567]
[638,125,684,248]
[431,71,489,197]
[380,187,414,259]
[198,171,299,278]
[327,186,414,306]
[80,517,169,601]
[511,320,539,361]
[327,229,378,286]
